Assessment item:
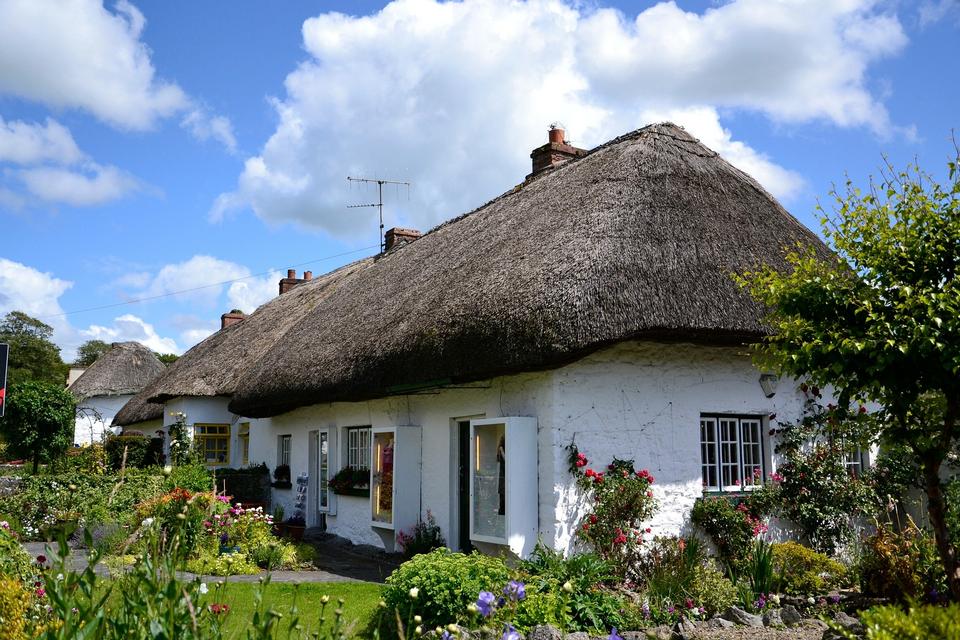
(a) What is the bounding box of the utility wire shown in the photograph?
[42,245,378,320]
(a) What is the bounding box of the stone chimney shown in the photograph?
[278,269,311,295]
[527,124,587,179]
[384,227,422,252]
[220,309,245,329]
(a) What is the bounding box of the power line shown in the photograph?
[42,245,378,320]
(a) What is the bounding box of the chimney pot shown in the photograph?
[548,127,564,144]
[220,310,246,330]
[303,271,313,280]
[527,124,587,179]
[287,268,296,279]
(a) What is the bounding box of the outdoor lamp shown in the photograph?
[759,373,779,398]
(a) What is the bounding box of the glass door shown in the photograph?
[317,430,330,512]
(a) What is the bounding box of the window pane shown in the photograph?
[347,428,372,469]
[700,418,718,489]
[473,422,506,540]
[371,431,394,525]
[741,419,763,486]
[719,419,740,488]
[319,432,329,509]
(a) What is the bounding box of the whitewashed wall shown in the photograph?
[74,394,132,444]
[251,339,813,556]
[546,341,807,554]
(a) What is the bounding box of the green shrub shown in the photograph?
[688,563,737,615]
[636,536,705,604]
[690,496,760,573]
[104,435,163,470]
[396,510,446,559]
[0,523,33,582]
[772,541,847,595]
[382,548,511,631]
[166,462,214,493]
[184,550,260,576]
[214,464,269,503]
[856,602,960,639]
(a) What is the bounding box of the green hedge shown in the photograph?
[104,435,164,470]
[214,464,270,503]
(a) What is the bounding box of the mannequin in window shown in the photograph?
[497,435,506,516]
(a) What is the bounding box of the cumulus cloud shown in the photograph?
[0,0,186,130]
[215,0,909,236]
[0,257,72,320]
[17,163,140,206]
[132,256,278,314]
[226,271,282,313]
[80,313,179,354]
[0,117,83,165]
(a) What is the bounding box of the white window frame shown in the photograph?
[278,434,291,467]
[317,429,331,512]
[700,414,767,492]
[345,426,371,470]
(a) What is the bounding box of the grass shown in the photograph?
[206,581,384,637]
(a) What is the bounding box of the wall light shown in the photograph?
[759,373,779,398]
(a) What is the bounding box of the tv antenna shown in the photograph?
[347,176,411,253]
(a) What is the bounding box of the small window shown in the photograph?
[278,434,291,467]
[845,448,866,477]
[700,415,766,491]
[195,424,230,466]
[346,427,371,470]
[238,423,250,466]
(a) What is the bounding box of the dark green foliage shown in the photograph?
[690,496,761,573]
[214,464,270,503]
[0,379,75,472]
[104,435,164,470]
[74,339,110,367]
[772,541,847,595]
[738,151,960,596]
[154,352,179,364]
[0,311,67,386]
[166,462,214,493]
[381,548,510,632]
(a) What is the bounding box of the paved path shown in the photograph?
[23,530,401,584]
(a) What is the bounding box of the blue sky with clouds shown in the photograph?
[1,0,958,361]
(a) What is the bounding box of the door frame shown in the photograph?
[450,415,483,552]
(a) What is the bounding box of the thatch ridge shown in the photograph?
[229,122,832,418]
[111,257,375,426]
[112,392,164,426]
[69,342,165,401]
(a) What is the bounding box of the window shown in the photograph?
[318,431,330,510]
[238,423,250,466]
[346,427,371,470]
[845,448,866,477]
[195,424,230,466]
[278,434,291,467]
[700,415,765,491]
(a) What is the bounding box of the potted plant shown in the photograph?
[284,514,306,541]
[272,504,286,537]
[329,466,370,497]
[271,464,292,489]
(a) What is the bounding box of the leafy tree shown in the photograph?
[0,379,75,473]
[739,150,960,598]
[155,353,179,364]
[74,339,111,367]
[0,311,67,385]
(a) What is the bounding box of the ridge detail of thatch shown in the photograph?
[69,342,165,401]
[224,122,832,418]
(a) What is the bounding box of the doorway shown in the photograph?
[456,420,473,553]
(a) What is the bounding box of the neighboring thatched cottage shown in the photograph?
[69,342,166,445]
[116,123,836,557]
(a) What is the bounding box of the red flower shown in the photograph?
[646,490,653,498]
[575,453,588,467]
[589,514,598,524]
[582,523,590,531]
[859,405,867,414]
[36,555,47,564]
[645,527,651,533]
[647,475,655,484]
[585,468,595,478]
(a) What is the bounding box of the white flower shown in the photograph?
[414,615,422,624]
[770,594,780,606]
[162,465,172,476]
[414,626,423,635]
[56,574,64,581]
[562,581,574,593]
[807,596,816,605]
[409,587,419,599]
[141,518,154,527]
[199,583,208,595]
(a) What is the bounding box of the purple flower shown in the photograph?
[503,580,526,602]
[829,594,840,605]
[476,591,496,618]
[608,628,624,640]
[642,602,651,619]
[441,633,454,640]
[502,625,520,640]
[220,532,229,545]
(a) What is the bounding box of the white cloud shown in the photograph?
[137,255,253,307]
[80,313,179,354]
[919,0,960,27]
[0,117,83,165]
[215,0,909,236]
[17,163,140,206]
[0,257,77,357]
[182,108,238,153]
[0,0,187,130]
[226,271,282,313]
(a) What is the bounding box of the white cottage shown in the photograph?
[115,123,835,556]
[69,342,166,445]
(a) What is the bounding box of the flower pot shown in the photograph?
[273,523,287,538]
[285,524,305,541]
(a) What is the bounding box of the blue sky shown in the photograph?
[0,0,958,361]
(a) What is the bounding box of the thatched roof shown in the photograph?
[112,392,164,426]
[69,342,165,401]
[228,123,831,418]
[112,258,374,426]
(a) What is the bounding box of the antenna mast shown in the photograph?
[346,176,411,253]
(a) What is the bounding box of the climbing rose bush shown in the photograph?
[568,445,657,565]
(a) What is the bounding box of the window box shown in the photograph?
[370,425,421,534]
[330,466,370,497]
[469,417,538,557]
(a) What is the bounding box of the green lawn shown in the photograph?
[207,581,384,637]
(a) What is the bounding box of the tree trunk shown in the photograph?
[32,449,39,475]
[923,452,960,600]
